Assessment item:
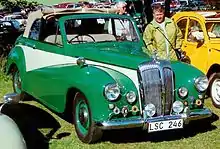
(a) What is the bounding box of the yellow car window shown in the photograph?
[187,19,203,42]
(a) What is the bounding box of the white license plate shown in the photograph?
[148,119,183,133]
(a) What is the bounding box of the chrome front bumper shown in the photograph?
[97,108,212,130]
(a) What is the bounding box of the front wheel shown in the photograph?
[12,67,32,101]
[209,73,220,108]
[73,92,103,143]
[12,68,22,95]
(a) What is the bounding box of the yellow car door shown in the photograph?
[181,18,209,74]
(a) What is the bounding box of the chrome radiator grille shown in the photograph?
[138,61,174,116]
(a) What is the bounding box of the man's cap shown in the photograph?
[151,1,165,9]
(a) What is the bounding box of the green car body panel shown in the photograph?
[6,8,212,143]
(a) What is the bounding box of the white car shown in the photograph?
[0,93,26,149]
[3,14,26,26]
[0,114,27,149]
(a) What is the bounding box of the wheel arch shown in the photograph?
[64,87,84,123]
[207,64,220,79]
[6,45,26,75]
[7,63,17,75]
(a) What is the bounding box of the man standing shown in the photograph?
[143,2,182,60]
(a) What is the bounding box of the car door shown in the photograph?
[22,19,42,96]
[23,18,66,111]
[180,18,208,73]
[30,18,67,111]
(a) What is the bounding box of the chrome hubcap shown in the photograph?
[211,79,220,105]
[14,72,21,91]
[79,107,89,127]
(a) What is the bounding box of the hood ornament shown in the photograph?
[152,49,160,64]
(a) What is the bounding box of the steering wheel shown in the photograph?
[68,34,95,43]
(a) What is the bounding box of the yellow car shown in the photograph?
[172,11,220,108]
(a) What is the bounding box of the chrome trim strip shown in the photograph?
[96,118,144,130]
[97,108,212,130]
[188,108,212,121]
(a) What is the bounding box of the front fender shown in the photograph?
[6,45,26,76]
[171,61,206,107]
[66,65,116,122]
[66,65,140,122]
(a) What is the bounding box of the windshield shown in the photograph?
[206,22,220,38]
[64,17,139,44]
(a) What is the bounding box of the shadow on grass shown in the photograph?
[1,103,70,149]
[102,113,219,143]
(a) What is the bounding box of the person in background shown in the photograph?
[108,1,133,40]
[82,2,91,8]
[143,2,183,61]
[115,1,128,15]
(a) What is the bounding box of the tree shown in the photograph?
[0,0,40,12]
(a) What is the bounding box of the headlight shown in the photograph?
[178,87,188,98]
[144,103,156,117]
[104,83,120,101]
[194,76,209,92]
[172,101,184,114]
[126,91,136,103]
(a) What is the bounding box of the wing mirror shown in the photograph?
[76,57,87,67]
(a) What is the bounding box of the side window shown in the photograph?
[29,19,41,40]
[177,18,187,39]
[41,17,62,46]
[211,23,220,37]
[187,19,203,42]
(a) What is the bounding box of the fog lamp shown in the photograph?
[172,101,184,114]
[144,103,156,117]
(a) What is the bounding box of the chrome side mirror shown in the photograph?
[76,57,87,67]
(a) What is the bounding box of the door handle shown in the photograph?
[25,43,36,49]
[32,45,36,49]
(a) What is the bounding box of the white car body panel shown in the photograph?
[0,113,26,149]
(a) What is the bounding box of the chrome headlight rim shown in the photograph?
[172,100,184,114]
[126,91,136,104]
[104,83,120,101]
[194,76,209,92]
[178,87,188,99]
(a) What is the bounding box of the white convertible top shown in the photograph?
[23,7,117,37]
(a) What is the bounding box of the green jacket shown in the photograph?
[143,17,182,60]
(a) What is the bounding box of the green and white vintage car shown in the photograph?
[6,7,212,143]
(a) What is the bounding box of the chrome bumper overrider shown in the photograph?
[3,93,20,104]
[97,108,212,130]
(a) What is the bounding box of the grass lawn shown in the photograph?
[0,72,220,149]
